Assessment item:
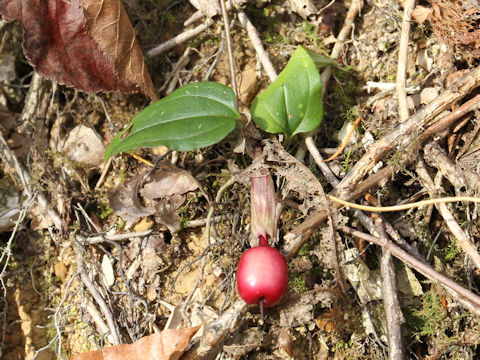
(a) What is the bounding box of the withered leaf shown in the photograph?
[108,172,156,224]
[140,163,202,200]
[109,163,207,230]
[70,326,200,360]
[0,0,157,101]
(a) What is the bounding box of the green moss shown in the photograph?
[97,202,114,220]
[289,274,307,294]
[444,238,461,261]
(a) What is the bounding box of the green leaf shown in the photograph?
[105,82,240,160]
[250,46,323,138]
[304,48,340,70]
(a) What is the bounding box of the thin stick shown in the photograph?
[238,11,277,82]
[305,135,339,186]
[329,195,480,212]
[335,66,480,198]
[0,131,63,232]
[416,159,480,270]
[420,93,480,142]
[376,218,405,360]
[396,0,416,122]
[73,240,121,345]
[323,117,361,162]
[338,226,480,314]
[146,19,213,57]
[220,0,238,110]
[321,0,364,97]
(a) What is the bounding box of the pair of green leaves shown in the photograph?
[105,46,332,160]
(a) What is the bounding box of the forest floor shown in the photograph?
[2,0,480,359]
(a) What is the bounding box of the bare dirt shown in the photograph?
[2,0,480,359]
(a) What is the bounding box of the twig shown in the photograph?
[0,196,36,295]
[146,18,213,57]
[396,0,416,122]
[73,240,121,345]
[95,157,112,190]
[0,131,63,232]
[320,0,364,97]
[85,301,115,344]
[338,226,480,315]
[423,141,479,194]
[335,66,480,198]
[416,159,480,270]
[237,11,277,82]
[329,194,480,212]
[283,165,395,256]
[420,93,480,143]
[323,117,361,162]
[76,230,153,244]
[376,218,405,360]
[220,0,238,110]
[304,135,339,186]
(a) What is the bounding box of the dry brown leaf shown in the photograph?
[411,5,433,24]
[109,163,207,231]
[80,0,158,100]
[140,164,201,200]
[70,326,200,360]
[0,0,157,101]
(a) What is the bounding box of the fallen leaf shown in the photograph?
[140,164,201,200]
[108,173,156,224]
[70,326,200,360]
[109,163,207,231]
[0,0,157,101]
[411,5,433,24]
[277,328,294,357]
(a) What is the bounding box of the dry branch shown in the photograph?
[237,11,277,82]
[338,226,480,315]
[0,131,62,232]
[396,0,416,122]
[376,218,405,360]
[146,19,213,57]
[329,66,480,201]
[416,159,480,270]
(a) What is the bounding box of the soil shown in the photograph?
[2,0,480,359]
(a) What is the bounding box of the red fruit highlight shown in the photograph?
[237,245,288,308]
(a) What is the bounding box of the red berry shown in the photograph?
[236,245,288,308]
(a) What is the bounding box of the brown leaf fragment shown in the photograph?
[411,6,433,24]
[140,164,201,200]
[79,0,158,100]
[0,0,157,101]
[70,326,200,360]
[109,163,207,229]
[154,194,186,233]
[108,173,156,224]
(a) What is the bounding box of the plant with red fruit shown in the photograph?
[236,147,288,312]
[236,241,288,311]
